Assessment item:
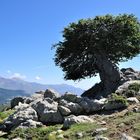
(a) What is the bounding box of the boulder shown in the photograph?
[31,98,63,124]
[11,97,24,108]
[121,68,140,81]
[61,92,79,103]
[1,103,38,131]
[116,80,140,97]
[104,101,127,110]
[79,97,106,113]
[24,97,34,104]
[19,119,43,128]
[58,105,71,116]
[59,99,83,115]
[63,115,94,129]
[44,89,60,100]
[31,93,44,100]
[127,97,139,104]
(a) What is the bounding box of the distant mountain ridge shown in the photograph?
[0,88,29,104]
[0,77,84,104]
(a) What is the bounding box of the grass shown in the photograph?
[6,125,62,140]
[102,112,140,140]
[63,122,99,140]
[0,111,140,140]
[0,110,14,124]
[128,82,140,93]
[108,93,128,106]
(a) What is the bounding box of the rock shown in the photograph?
[12,138,23,140]
[116,80,140,97]
[121,68,140,81]
[59,99,83,115]
[61,92,78,103]
[104,99,127,110]
[58,105,71,116]
[31,93,44,100]
[11,97,24,108]
[127,97,139,104]
[18,119,43,128]
[0,131,7,137]
[1,103,38,131]
[95,135,109,140]
[24,97,34,104]
[92,128,108,136]
[31,98,63,124]
[98,121,107,125]
[79,97,105,113]
[75,132,83,139]
[44,89,60,100]
[56,134,64,139]
[63,115,94,129]
[133,107,140,113]
[121,133,136,140]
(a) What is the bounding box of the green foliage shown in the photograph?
[7,126,61,140]
[0,110,14,124]
[108,93,128,106]
[54,14,140,80]
[120,82,140,97]
[128,82,140,92]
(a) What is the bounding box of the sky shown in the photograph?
[0,0,140,90]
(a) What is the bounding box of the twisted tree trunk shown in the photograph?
[81,53,121,99]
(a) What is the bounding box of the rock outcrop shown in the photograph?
[0,75,140,132]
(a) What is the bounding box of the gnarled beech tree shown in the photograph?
[54,14,140,99]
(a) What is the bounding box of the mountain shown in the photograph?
[0,77,84,103]
[0,88,29,104]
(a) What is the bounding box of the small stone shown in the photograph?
[127,97,139,104]
[133,107,140,113]
[92,128,108,136]
[95,135,109,140]
[99,121,107,125]
[75,132,83,139]
[121,133,136,140]
[56,134,64,139]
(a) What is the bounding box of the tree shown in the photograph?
[54,14,140,99]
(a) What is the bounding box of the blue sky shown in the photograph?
[0,0,140,90]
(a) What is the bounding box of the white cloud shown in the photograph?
[35,76,41,80]
[10,73,27,80]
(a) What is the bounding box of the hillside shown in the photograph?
[0,88,28,104]
[0,77,84,95]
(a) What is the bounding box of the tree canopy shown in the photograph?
[54,14,140,81]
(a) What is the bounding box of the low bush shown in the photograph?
[128,82,140,93]
[108,93,128,106]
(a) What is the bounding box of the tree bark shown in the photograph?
[81,53,121,99]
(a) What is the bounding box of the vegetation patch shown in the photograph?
[6,125,61,140]
[0,110,14,124]
[128,82,140,93]
[108,93,128,106]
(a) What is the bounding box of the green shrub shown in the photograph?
[8,125,61,140]
[128,82,140,92]
[0,109,14,122]
[125,90,136,97]
[108,93,128,106]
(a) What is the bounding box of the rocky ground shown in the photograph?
[0,68,140,140]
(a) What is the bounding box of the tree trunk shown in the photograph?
[81,53,121,99]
